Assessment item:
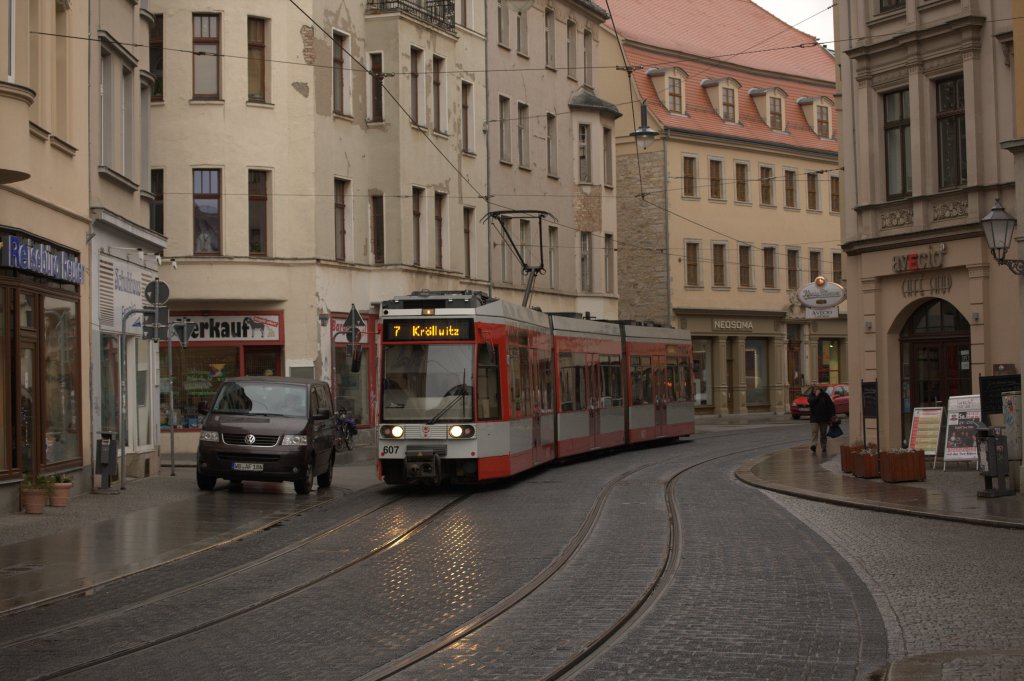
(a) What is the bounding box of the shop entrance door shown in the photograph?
[899,300,971,444]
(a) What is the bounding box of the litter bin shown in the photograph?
[95,432,117,489]
[976,426,1014,498]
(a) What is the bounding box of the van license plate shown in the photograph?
[232,462,264,471]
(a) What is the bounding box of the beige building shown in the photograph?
[0,0,92,510]
[88,1,167,482]
[485,0,622,319]
[836,0,1019,449]
[605,0,844,416]
[150,0,489,452]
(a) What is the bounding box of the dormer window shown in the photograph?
[700,77,741,123]
[769,96,783,130]
[648,66,687,116]
[797,96,834,138]
[668,77,683,114]
[722,87,735,122]
[749,87,788,131]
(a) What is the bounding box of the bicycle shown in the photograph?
[336,409,358,451]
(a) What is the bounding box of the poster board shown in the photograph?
[943,394,982,467]
[908,407,944,462]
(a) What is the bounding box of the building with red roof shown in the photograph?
[603,0,844,416]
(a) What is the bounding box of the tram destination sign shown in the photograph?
[384,318,474,342]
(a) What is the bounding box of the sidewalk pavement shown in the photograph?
[2,417,1022,678]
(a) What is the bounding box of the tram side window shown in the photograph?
[680,357,694,400]
[517,346,534,415]
[559,352,584,411]
[476,342,502,420]
[665,360,679,402]
[509,345,523,416]
[538,350,553,411]
[631,355,653,404]
[600,355,622,407]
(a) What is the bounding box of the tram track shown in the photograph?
[360,431,807,680]
[6,492,470,681]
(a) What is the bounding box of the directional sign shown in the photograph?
[347,303,365,329]
[142,307,170,340]
[144,280,170,305]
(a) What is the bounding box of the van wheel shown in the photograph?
[294,461,314,495]
[197,472,217,491]
[317,451,335,489]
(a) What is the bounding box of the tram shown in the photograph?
[376,290,695,485]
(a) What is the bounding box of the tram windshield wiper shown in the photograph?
[429,391,466,424]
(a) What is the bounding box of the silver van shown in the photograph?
[196,377,339,494]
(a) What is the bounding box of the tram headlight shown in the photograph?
[448,425,475,439]
[381,425,405,439]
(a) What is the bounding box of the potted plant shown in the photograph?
[852,447,880,479]
[48,472,74,507]
[840,442,864,475]
[20,474,53,514]
[880,448,926,483]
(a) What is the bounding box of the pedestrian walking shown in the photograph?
[808,386,835,454]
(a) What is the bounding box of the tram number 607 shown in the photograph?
[382,445,401,455]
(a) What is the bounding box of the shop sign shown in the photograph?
[0,230,85,285]
[901,273,952,298]
[805,307,838,319]
[713,320,753,330]
[892,243,945,273]
[176,314,282,342]
[798,276,846,309]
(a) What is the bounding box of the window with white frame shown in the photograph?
[784,169,797,208]
[518,102,530,167]
[566,20,577,80]
[544,9,555,68]
[739,244,752,288]
[712,243,727,287]
[516,5,528,55]
[735,162,749,202]
[806,172,819,211]
[412,187,424,266]
[249,170,269,256]
[463,206,473,277]
[581,232,592,292]
[578,124,591,183]
[193,169,222,255]
[548,225,558,289]
[497,0,509,46]
[759,165,774,205]
[685,241,701,286]
[832,252,843,283]
[410,46,423,126]
[809,250,822,277]
[435,192,446,269]
[604,234,614,292]
[603,127,613,187]
[786,248,800,289]
[682,155,697,197]
[248,17,267,103]
[769,95,783,130]
[193,14,220,99]
[333,31,349,115]
[432,55,446,133]
[335,178,350,261]
[763,246,776,288]
[461,80,473,153]
[369,53,384,122]
[667,77,683,114]
[709,159,723,199]
[547,113,557,176]
[583,30,593,87]
[499,96,511,162]
[722,87,736,122]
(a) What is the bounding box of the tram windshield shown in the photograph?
[381,344,474,421]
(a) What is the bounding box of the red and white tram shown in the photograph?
[376,291,694,485]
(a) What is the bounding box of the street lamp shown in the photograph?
[630,100,658,151]
[982,198,1024,275]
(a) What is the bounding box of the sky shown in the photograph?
[752,0,835,50]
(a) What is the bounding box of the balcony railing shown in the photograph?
[366,0,455,33]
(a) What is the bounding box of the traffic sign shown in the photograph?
[144,280,170,305]
[347,303,365,329]
[142,307,170,340]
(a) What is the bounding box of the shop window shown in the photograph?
[818,338,841,385]
[43,296,79,465]
[693,338,712,407]
[333,345,367,424]
[745,338,768,406]
[162,346,242,429]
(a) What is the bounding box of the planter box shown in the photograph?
[880,449,926,483]
[840,445,862,474]
[853,450,880,479]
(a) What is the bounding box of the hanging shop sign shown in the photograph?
[0,228,85,285]
[798,276,847,309]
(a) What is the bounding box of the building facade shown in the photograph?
[606,0,845,416]
[88,0,167,482]
[0,0,91,511]
[836,0,1019,448]
[485,0,622,319]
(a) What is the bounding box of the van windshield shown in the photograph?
[212,382,308,417]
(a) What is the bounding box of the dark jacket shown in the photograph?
[808,389,836,423]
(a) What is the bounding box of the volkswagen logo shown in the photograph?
[244,434,256,445]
